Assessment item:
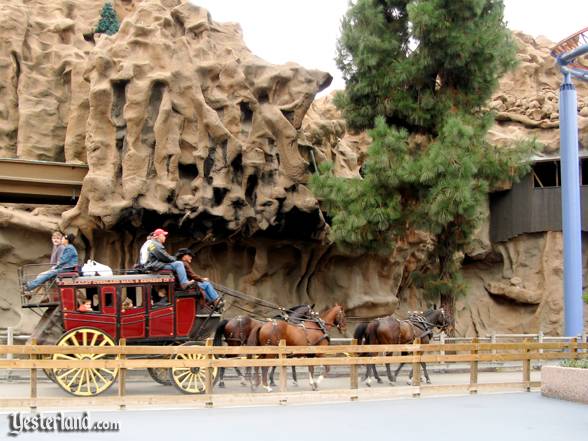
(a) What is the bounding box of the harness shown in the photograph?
[407,314,435,339]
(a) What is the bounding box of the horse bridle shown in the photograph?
[321,307,346,332]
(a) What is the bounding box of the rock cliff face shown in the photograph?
[0,3,586,335]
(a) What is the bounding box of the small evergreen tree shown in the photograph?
[96,2,120,36]
[311,0,535,315]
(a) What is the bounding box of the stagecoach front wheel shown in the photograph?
[52,327,118,397]
[170,342,217,394]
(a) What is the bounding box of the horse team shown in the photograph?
[213,303,453,391]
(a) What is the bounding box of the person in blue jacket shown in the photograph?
[25,233,78,292]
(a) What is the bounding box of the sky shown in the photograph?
[188,0,588,93]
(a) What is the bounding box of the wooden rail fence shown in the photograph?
[1,340,587,409]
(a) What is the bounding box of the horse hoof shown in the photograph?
[263,386,273,393]
[270,382,276,388]
[218,382,225,388]
[292,381,298,387]
[376,378,383,384]
[426,379,432,384]
[407,379,413,386]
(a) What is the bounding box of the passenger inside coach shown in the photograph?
[122,297,133,311]
[156,288,170,306]
[78,299,92,312]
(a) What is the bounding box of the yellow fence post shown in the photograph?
[522,338,530,392]
[118,338,126,409]
[279,339,287,396]
[572,336,579,360]
[29,338,37,411]
[350,338,358,395]
[412,338,421,397]
[470,337,479,394]
[205,338,214,398]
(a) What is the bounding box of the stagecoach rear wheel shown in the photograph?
[52,327,118,397]
[170,342,218,394]
[148,367,172,386]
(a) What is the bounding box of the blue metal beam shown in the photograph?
[558,71,585,336]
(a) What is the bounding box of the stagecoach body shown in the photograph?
[19,266,222,396]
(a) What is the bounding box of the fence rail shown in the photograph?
[1,339,587,409]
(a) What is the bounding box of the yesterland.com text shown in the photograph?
[7,412,120,437]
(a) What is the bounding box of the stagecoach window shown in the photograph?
[120,286,143,308]
[104,292,114,307]
[75,287,99,309]
[151,285,170,307]
[92,294,100,311]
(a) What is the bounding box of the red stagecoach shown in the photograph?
[18,264,222,396]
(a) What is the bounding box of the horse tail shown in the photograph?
[353,322,369,345]
[247,325,262,347]
[213,319,229,346]
[367,320,379,345]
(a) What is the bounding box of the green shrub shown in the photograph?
[560,359,588,369]
[96,2,120,36]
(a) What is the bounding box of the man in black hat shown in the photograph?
[175,248,221,306]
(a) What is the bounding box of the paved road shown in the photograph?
[0,366,542,397]
[0,392,586,440]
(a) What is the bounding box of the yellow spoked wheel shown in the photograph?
[170,343,217,394]
[52,327,118,397]
[42,354,57,383]
[148,367,172,386]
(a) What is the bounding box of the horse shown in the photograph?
[353,308,452,386]
[247,304,346,392]
[213,304,315,387]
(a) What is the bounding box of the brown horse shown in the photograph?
[353,308,452,386]
[248,304,346,392]
[213,304,315,387]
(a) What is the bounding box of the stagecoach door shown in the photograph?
[148,284,174,338]
[62,286,116,337]
[119,285,147,339]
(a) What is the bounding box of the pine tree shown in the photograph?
[96,2,120,36]
[311,0,535,315]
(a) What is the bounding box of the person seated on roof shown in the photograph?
[143,229,195,290]
[175,248,222,307]
[25,234,78,293]
[138,232,155,267]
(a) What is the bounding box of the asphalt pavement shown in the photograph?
[0,392,586,441]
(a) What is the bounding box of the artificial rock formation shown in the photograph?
[1,3,588,336]
[0,0,407,333]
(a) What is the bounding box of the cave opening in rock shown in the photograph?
[231,153,243,184]
[261,207,323,241]
[111,81,128,126]
[213,187,228,206]
[245,174,258,206]
[204,145,216,179]
[179,162,198,180]
[83,33,95,44]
